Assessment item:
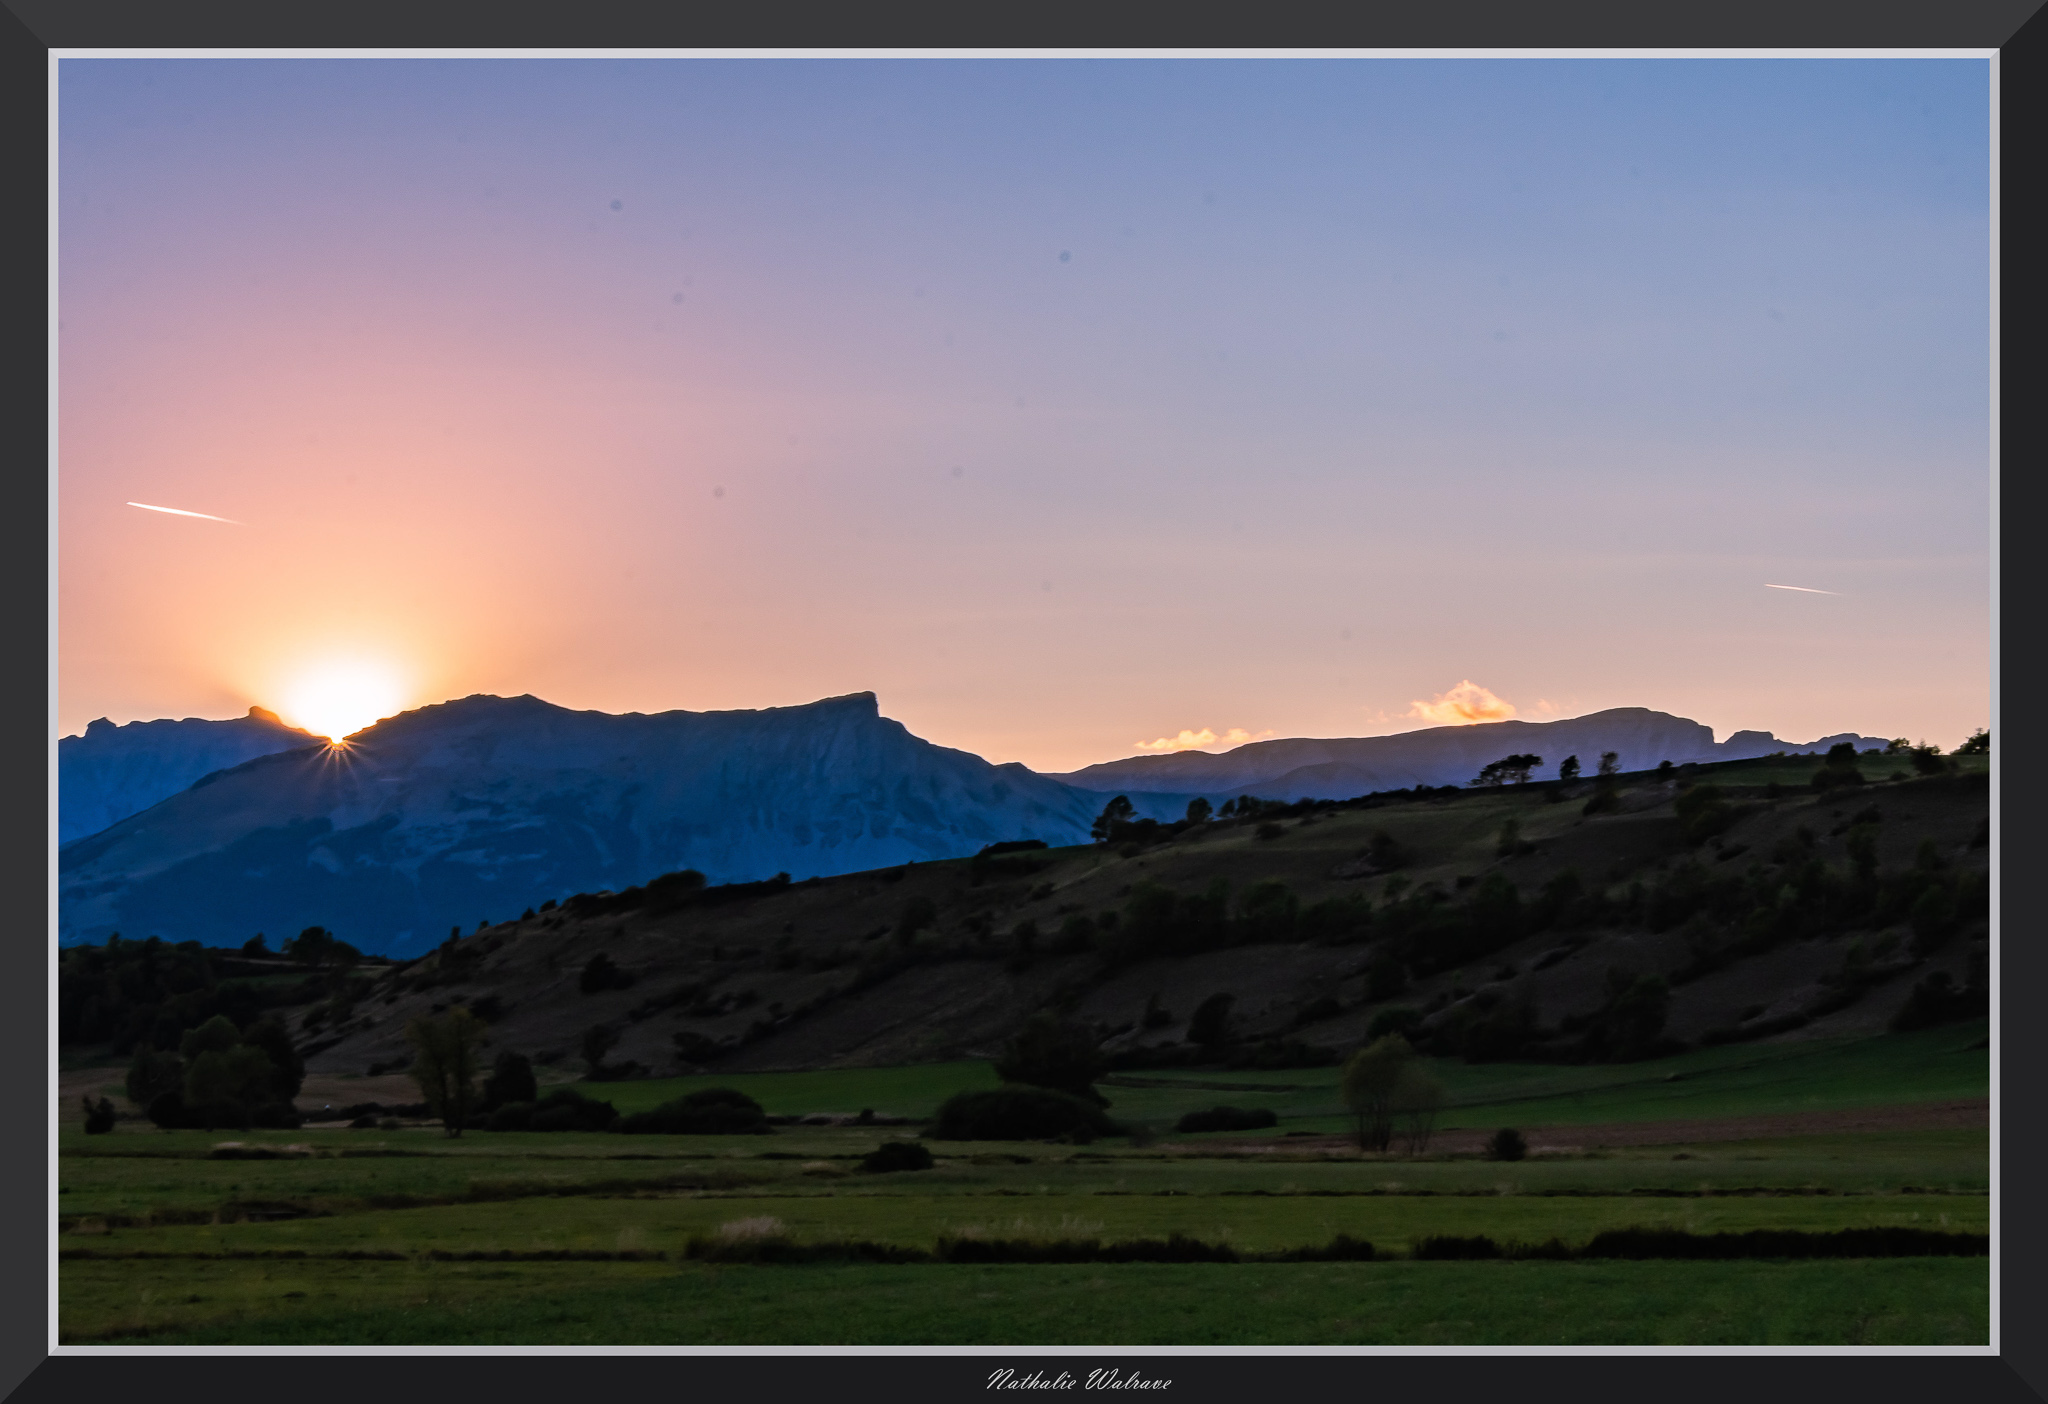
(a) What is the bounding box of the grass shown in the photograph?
[561,1020,1987,1135]
[62,1257,1986,1345]
[64,1183,1986,1260]
[57,1021,1992,1344]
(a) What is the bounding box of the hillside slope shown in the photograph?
[278,753,1988,1081]
[58,691,1099,957]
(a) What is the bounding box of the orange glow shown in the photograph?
[1406,680,1518,726]
[1132,726,1275,754]
[279,658,409,742]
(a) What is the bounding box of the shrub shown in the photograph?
[1366,1006,1422,1041]
[615,1087,770,1135]
[928,1085,1121,1142]
[522,1088,620,1133]
[1187,993,1236,1051]
[579,953,635,994]
[82,1096,116,1134]
[1486,1127,1527,1161]
[992,1012,1107,1103]
[860,1140,935,1173]
[1255,822,1285,841]
[1174,1106,1278,1134]
[482,1051,537,1111]
[1890,971,1988,1032]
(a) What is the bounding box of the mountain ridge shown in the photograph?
[1052,707,1892,800]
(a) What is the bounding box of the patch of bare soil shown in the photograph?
[294,1072,425,1113]
[1183,1099,1990,1156]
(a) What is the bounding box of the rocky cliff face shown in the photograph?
[58,692,1098,956]
[1052,708,1893,800]
[59,707,320,844]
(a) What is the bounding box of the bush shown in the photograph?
[1187,993,1236,1051]
[82,1096,116,1134]
[1366,1006,1422,1041]
[860,1140,935,1173]
[1890,972,1988,1032]
[513,1088,620,1133]
[928,1085,1121,1142]
[616,1087,771,1135]
[482,1051,537,1111]
[1486,1127,1527,1161]
[1174,1106,1278,1134]
[992,1012,1108,1103]
[579,953,635,994]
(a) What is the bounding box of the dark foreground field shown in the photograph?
[58,1020,1989,1346]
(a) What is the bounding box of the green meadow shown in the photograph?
[59,1020,1989,1345]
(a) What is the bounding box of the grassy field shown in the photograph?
[64,1257,1985,1346]
[574,1018,1988,1131]
[57,1022,1990,1345]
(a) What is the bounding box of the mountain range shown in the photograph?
[57,692,1892,956]
[58,692,1100,956]
[1052,709,1889,800]
[58,706,320,844]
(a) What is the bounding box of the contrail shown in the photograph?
[127,502,241,524]
[1764,583,1839,595]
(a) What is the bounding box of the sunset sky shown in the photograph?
[57,56,1992,770]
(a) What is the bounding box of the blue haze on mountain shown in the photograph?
[58,693,1102,957]
[57,692,1892,957]
[59,707,320,844]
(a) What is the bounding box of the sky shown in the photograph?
[57,56,1992,770]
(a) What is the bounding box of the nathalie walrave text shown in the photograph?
[989,1369,1170,1391]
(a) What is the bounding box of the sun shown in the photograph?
[281,659,407,743]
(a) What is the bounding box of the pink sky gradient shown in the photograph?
[58,58,1992,770]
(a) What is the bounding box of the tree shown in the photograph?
[1185,797,1213,825]
[1392,1065,1445,1156]
[1486,1127,1527,1162]
[1811,742,1865,792]
[1956,728,1989,755]
[126,1046,185,1109]
[895,894,938,945]
[184,1045,277,1128]
[241,934,269,957]
[82,1096,116,1134]
[1910,742,1948,777]
[1091,795,1136,842]
[580,952,635,993]
[581,1022,622,1076]
[992,1011,1108,1104]
[241,1015,305,1101]
[1471,754,1542,787]
[1558,755,1581,783]
[1187,993,1236,1052]
[482,1051,538,1111]
[1340,1035,1414,1152]
[1597,752,1620,777]
[406,1006,489,1138]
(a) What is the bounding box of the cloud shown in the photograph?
[1407,680,1517,726]
[1132,726,1275,753]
